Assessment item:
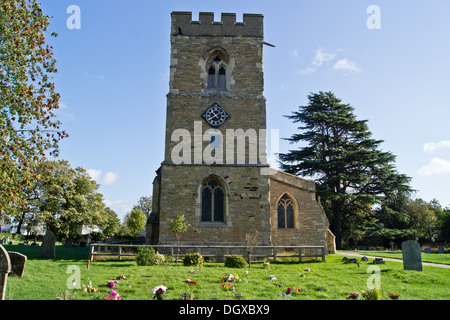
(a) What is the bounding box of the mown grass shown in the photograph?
[4,245,450,300]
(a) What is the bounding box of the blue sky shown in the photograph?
[40,0,450,221]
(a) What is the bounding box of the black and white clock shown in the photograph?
[201,103,230,129]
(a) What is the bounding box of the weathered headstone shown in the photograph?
[0,245,11,300]
[438,246,445,254]
[348,258,358,264]
[424,248,431,254]
[402,240,423,271]
[389,241,395,251]
[64,240,72,248]
[41,230,56,259]
[373,257,385,264]
[7,252,27,277]
[361,256,368,262]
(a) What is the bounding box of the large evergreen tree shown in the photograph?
[279,91,411,248]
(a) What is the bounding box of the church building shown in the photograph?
[146,12,335,253]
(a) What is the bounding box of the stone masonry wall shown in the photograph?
[269,170,329,248]
[158,164,271,245]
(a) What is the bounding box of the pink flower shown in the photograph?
[107,289,121,300]
[107,280,118,288]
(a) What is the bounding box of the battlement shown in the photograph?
[171,11,263,37]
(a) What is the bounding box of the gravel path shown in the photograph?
[336,251,450,269]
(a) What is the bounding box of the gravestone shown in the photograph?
[64,240,72,248]
[438,246,444,254]
[373,257,385,264]
[402,240,423,271]
[41,230,56,259]
[341,257,349,262]
[424,248,431,254]
[390,241,395,251]
[361,256,368,262]
[348,258,358,264]
[0,245,11,300]
[7,252,27,277]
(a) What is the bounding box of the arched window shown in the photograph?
[277,194,295,229]
[201,177,225,222]
[218,67,226,89]
[208,66,216,88]
[205,49,229,91]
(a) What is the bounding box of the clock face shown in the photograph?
[201,103,230,128]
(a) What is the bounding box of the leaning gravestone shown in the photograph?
[7,252,27,277]
[0,245,11,300]
[41,230,56,259]
[402,240,423,271]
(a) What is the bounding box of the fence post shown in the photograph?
[273,247,277,262]
[89,244,95,262]
[118,246,122,261]
[299,247,302,263]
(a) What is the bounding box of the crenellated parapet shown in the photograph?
[171,11,264,37]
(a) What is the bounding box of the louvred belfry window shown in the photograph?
[206,54,227,90]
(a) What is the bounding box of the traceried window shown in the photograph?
[207,56,227,89]
[277,194,295,229]
[205,49,230,91]
[201,177,225,223]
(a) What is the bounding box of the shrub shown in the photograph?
[136,247,165,266]
[136,247,152,266]
[225,255,248,268]
[183,253,205,267]
[151,252,166,265]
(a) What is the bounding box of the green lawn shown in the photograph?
[3,245,450,300]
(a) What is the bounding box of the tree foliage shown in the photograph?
[34,160,114,239]
[279,92,412,248]
[124,207,146,237]
[134,196,152,219]
[1,0,68,213]
[170,214,190,266]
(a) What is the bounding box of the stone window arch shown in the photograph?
[202,47,233,91]
[277,194,296,229]
[200,175,226,223]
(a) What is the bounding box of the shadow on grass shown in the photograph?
[1,244,90,261]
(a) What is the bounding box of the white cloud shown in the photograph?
[300,47,336,74]
[418,157,450,176]
[104,199,135,221]
[102,171,119,185]
[333,58,362,72]
[87,169,118,185]
[86,169,102,181]
[423,140,450,153]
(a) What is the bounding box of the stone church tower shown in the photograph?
[147,12,333,252]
